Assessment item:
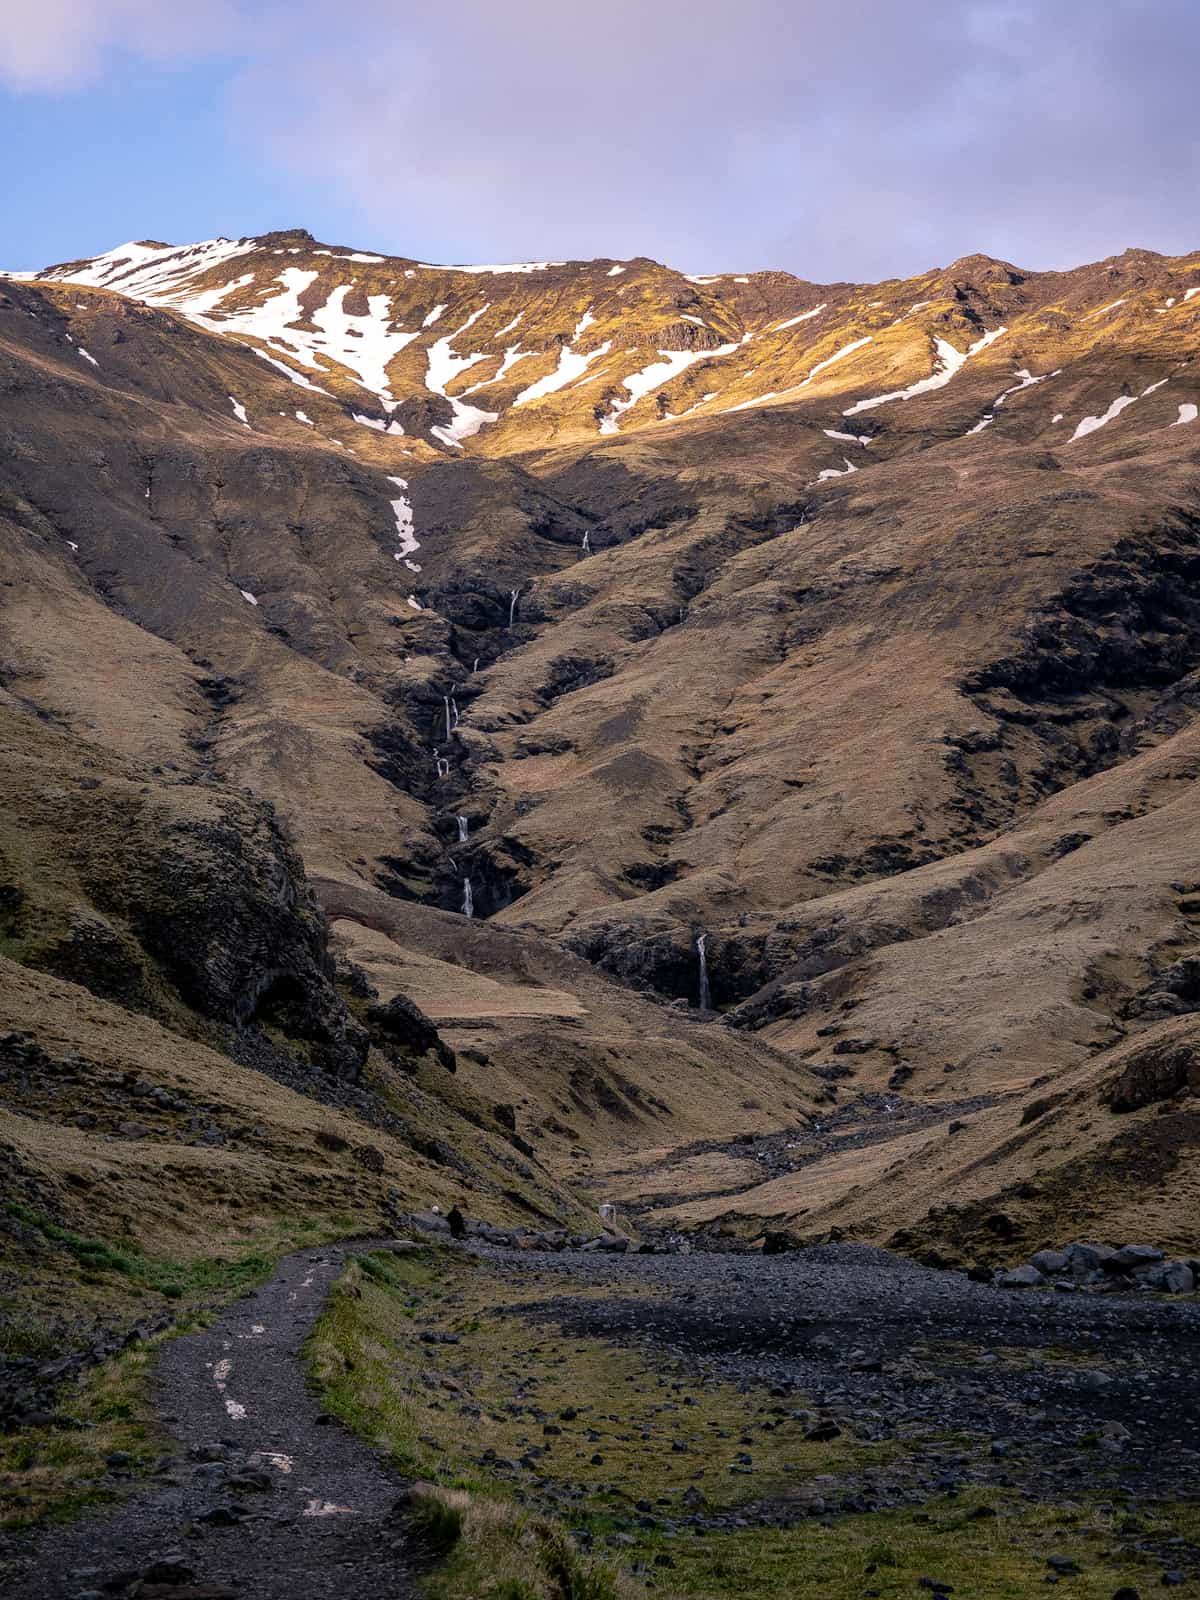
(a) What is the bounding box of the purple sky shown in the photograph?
[3,0,1199,281]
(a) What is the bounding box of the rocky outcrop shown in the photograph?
[365,992,456,1073]
[1106,1037,1200,1112]
[0,710,368,1081]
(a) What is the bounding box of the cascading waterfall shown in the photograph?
[456,814,469,843]
[581,531,590,553]
[451,695,460,728]
[461,877,474,918]
[443,695,452,741]
[434,751,450,779]
[472,657,480,673]
[508,588,520,627]
[696,932,712,1011]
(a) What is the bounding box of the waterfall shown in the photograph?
[461,877,474,918]
[456,814,469,843]
[581,531,590,553]
[472,657,479,673]
[443,695,452,742]
[508,588,520,627]
[451,695,460,728]
[696,932,712,1010]
[434,752,450,779]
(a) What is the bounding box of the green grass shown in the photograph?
[631,1495,1200,1599]
[0,1206,359,1529]
[0,1332,164,1529]
[309,1250,884,1507]
[309,1249,1200,1600]
[4,1201,278,1303]
[408,1485,628,1600]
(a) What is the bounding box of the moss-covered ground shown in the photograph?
[309,1248,1200,1600]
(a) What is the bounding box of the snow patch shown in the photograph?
[844,327,1006,416]
[599,343,738,433]
[253,348,334,396]
[731,336,874,415]
[1172,403,1198,426]
[229,396,249,427]
[239,589,258,606]
[424,303,499,446]
[421,261,563,274]
[1069,393,1138,441]
[607,265,626,276]
[77,347,98,366]
[993,368,1045,407]
[514,338,611,405]
[388,475,420,564]
[775,304,827,330]
[815,457,857,482]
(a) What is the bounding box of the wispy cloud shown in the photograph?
[0,0,247,91]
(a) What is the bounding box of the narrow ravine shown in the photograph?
[5,1246,415,1600]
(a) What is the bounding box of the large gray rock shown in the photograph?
[1065,1241,1115,1276]
[1156,1262,1195,1294]
[999,1265,1044,1288]
[1106,1244,1164,1273]
[1030,1249,1069,1275]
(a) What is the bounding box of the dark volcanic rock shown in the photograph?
[365,992,457,1072]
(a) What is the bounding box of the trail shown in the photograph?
[5,1246,413,1600]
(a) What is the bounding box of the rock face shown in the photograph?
[0,708,366,1081]
[1107,1039,1200,1112]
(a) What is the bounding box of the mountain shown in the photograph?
[3,230,1200,1294]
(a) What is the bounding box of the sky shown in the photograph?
[3,0,1199,283]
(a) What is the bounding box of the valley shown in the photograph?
[3,229,1200,1597]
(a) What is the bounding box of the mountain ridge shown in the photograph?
[2,228,1200,1273]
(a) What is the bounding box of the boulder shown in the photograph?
[366,993,456,1073]
[1156,1262,1195,1294]
[998,1265,1044,1288]
[1105,1244,1164,1273]
[1065,1241,1115,1276]
[761,1230,802,1255]
[1030,1249,1069,1275]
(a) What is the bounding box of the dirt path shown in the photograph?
[3,1245,413,1600]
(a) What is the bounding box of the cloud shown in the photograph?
[0,0,246,91]
[9,0,1200,281]
[239,0,1200,280]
